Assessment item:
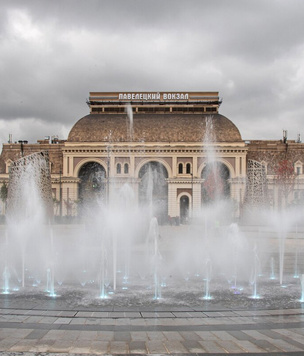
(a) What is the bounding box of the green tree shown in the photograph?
[274,159,295,208]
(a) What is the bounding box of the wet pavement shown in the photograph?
[1,293,304,355]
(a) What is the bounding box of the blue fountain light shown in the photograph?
[300,275,304,302]
[202,295,213,301]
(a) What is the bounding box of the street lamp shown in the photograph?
[59,168,62,218]
[191,172,194,217]
[106,145,110,205]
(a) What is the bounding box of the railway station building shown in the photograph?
[0,92,303,221]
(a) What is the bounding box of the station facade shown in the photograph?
[0,91,303,220]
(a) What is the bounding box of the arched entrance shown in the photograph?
[180,195,189,224]
[138,161,168,224]
[78,162,106,210]
[201,162,230,203]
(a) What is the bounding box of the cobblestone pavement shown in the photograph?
[1,305,304,355]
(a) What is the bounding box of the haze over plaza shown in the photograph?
[1,0,304,148]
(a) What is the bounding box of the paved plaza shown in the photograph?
[1,295,304,355]
[1,225,304,355]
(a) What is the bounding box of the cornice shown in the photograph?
[167,178,204,184]
[62,147,248,155]
[51,177,80,184]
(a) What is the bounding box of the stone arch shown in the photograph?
[198,158,235,178]
[201,161,231,203]
[295,160,303,175]
[74,158,107,178]
[5,159,13,174]
[177,192,192,223]
[138,161,169,224]
[77,161,107,210]
[135,158,172,178]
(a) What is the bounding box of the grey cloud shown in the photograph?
[1,0,304,148]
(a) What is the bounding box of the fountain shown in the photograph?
[300,274,304,302]
[1,118,304,310]
[270,256,276,280]
[147,217,162,299]
[2,266,10,294]
[250,244,261,299]
[202,258,212,300]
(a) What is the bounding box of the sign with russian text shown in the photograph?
[118,92,189,101]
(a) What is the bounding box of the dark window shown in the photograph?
[178,163,183,174]
[117,163,121,174]
[124,163,129,174]
[186,163,191,174]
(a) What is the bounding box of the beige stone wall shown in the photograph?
[0,139,248,218]
[61,141,247,218]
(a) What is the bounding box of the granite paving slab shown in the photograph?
[1,294,304,354]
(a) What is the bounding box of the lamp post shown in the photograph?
[59,169,62,218]
[106,130,112,205]
[191,172,194,218]
[106,145,110,205]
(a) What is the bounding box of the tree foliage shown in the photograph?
[274,159,295,206]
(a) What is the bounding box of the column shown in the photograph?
[172,156,177,177]
[168,183,177,218]
[63,155,69,176]
[193,181,201,214]
[193,156,198,177]
[130,156,135,176]
[235,156,240,177]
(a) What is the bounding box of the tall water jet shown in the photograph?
[269,210,301,286]
[270,257,276,280]
[6,151,53,221]
[202,258,212,300]
[250,244,260,299]
[6,151,53,289]
[226,223,245,292]
[2,266,10,294]
[126,103,133,141]
[114,183,137,290]
[300,274,304,303]
[2,230,10,293]
[147,217,162,299]
[278,229,286,286]
[293,224,299,278]
[46,227,56,297]
[99,237,108,299]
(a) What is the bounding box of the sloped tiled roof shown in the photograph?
[67,113,242,143]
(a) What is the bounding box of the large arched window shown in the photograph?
[201,162,230,203]
[116,163,121,174]
[180,195,190,224]
[124,163,129,174]
[138,161,168,223]
[78,162,106,210]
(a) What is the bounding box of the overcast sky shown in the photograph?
[1,0,304,149]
